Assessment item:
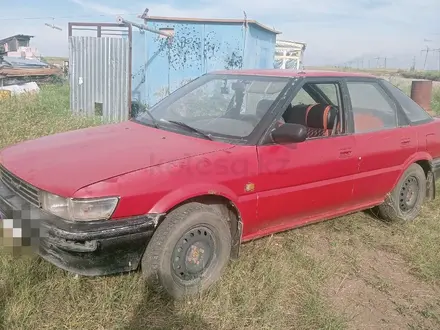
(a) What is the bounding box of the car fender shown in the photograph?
[147,183,240,214]
[390,151,433,191]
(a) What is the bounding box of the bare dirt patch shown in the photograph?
[299,210,440,330]
[328,249,440,330]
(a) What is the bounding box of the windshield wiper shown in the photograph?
[143,110,159,128]
[166,120,213,140]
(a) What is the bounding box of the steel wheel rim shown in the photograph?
[171,226,216,283]
[399,175,420,213]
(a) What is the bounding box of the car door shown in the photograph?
[252,79,358,233]
[345,79,419,205]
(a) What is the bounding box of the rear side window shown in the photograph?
[347,81,398,133]
[381,79,432,124]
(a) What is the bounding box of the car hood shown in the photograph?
[0,121,233,196]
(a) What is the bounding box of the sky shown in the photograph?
[1,0,439,69]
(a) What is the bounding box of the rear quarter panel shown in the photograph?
[387,119,440,191]
[424,118,440,159]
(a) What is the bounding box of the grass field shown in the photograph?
[400,71,440,82]
[306,66,440,81]
[385,75,440,114]
[41,57,69,66]
[306,66,402,76]
[1,84,440,329]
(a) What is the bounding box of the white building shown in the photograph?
[274,39,307,70]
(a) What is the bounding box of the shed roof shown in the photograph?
[0,34,34,44]
[144,16,281,34]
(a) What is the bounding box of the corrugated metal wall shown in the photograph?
[244,25,277,70]
[69,36,130,122]
[131,21,277,107]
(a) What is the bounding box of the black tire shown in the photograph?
[141,202,232,299]
[377,163,426,222]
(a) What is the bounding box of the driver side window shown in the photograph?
[280,82,343,140]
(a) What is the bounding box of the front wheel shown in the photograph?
[377,163,426,222]
[141,202,232,299]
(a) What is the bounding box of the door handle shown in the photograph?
[339,148,352,157]
[401,138,411,145]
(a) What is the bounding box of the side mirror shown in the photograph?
[271,123,307,144]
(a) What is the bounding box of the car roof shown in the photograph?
[210,69,377,79]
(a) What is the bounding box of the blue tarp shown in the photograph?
[1,56,49,68]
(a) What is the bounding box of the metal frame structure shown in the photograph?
[68,22,133,117]
[68,22,132,38]
[116,16,173,38]
[68,20,174,119]
[274,39,307,70]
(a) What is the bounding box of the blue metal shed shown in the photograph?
[131,16,281,106]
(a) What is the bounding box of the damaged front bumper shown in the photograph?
[0,180,163,276]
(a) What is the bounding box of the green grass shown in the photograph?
[306,66,440,81]
[370,75,440,115]
[41,56,68,65]
[1,85,440,329]
[400,71,440,82]
[433,88,440,114]
[0,84,100,147]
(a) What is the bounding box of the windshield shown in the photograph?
[134,74,291,140]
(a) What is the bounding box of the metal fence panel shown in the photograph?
[69,36,130,122]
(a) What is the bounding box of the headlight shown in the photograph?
[40,191,119,221]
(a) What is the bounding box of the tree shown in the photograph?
[0,44,5,63]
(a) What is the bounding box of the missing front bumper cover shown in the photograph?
[0,179,165,276]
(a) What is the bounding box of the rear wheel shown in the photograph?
[377,163,426,222]
[141,202,232,299]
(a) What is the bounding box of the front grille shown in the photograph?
[0,165,41,207]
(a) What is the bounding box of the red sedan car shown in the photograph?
[1,70,439,299]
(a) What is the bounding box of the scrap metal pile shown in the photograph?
[0,56,62,85]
